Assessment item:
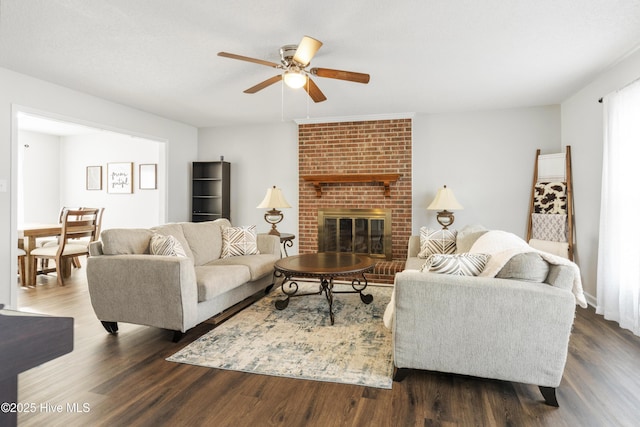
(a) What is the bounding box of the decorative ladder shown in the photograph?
[526,146,575,261]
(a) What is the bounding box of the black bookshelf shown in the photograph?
[191,161,230,222]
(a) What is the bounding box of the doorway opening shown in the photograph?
[12,107,168,309]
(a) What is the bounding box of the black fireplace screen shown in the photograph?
[318,209,392,260]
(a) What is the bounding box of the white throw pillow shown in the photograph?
[421,253,490,276]
[418,227,457,258]
[221,225,260,258]
[150,233,187,257]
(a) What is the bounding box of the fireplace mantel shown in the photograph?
[302,173,400,197]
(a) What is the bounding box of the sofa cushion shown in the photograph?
[222,225,260,258]
[456,224,488,253]
[101,228,153,255]
[181,221,225,265]
[418,227,457,258]
[545,264,574,291]
[195,265,252,302]
[496,252,549,283]
[151,223,194,260]
[209,253,279,281]
[421,253,489,276]
[405,257,424,270]
[149,233,187,257]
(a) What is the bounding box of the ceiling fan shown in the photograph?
[217,36,370,103]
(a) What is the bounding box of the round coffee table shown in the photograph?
[273,253,377,325]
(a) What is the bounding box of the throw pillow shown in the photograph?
[149,233,187,257]
[455,224,488,253]
[496,252,549,282]
[222,225,260,258]
[421,253,490,276]
[418,227,457,258]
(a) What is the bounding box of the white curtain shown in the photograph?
[597,79,640,336]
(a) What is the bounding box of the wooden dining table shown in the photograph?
[18,223,67,287]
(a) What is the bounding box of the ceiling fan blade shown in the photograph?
[311,67,370,84]
[217,52,280,68]
[293,36,323,66]
[304,77,327,103]
[244,75,282,93]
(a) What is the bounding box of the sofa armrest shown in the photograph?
[87,254,198,332]
[392,270,575,387]
[89,240,104,256]
[407,235,420,258]
[258,234,281,257]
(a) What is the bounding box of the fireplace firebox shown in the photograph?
[318,208,392,260]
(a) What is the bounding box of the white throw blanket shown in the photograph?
[469,230,587,308]
[383,230,588,329]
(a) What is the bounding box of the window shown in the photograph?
[597,78,640,336]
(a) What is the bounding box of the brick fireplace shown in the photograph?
[298,118,412,283]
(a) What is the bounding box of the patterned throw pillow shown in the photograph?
[531,213,568,242]
[418,227,457,258]
[150,233,187,257]
[222,225,260,258]
[533,182,567,214]
[421,253,490,276]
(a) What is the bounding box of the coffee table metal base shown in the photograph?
[273,253,377,325]
[274,273,373,325]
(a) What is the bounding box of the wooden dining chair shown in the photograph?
[17,248,27,286]
[69,207,105,266]
[29,208,102,286]
[39,206,84,270]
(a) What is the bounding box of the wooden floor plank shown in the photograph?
[13,268,640,426]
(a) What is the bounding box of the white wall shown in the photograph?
[412,106,561,235]
[561,48,640,305]
[198,122,299,254]
[60,133,162,230]
[18,131,61,224]
[18,130,162,230]
[198,107,561,260]
[0,66,198,308]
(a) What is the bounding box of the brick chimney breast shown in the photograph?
[298,119,412,270]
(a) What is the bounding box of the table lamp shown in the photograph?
[427,185,463,229]
[257,186,291,236]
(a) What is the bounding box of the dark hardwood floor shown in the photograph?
[14,266,640,426]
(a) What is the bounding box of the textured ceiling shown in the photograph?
[2,0,640,128]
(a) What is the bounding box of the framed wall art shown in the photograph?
[107,162,133,194]
[86,165,102,190]
[139,163,157,190]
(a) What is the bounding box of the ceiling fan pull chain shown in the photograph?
[306,78,310,118]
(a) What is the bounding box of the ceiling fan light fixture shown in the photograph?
[283,69,307,89]
[219,36,369,103]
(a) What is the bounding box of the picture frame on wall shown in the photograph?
[139,164,157,190]
[107,162,133,194]
[86,165,102,190]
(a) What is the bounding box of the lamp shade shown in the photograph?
[427,185,463,211]
[257,186,292,209]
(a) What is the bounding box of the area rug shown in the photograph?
[167,282,394,389]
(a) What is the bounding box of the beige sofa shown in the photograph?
[87,219,280,341]
[389,229,583,406]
